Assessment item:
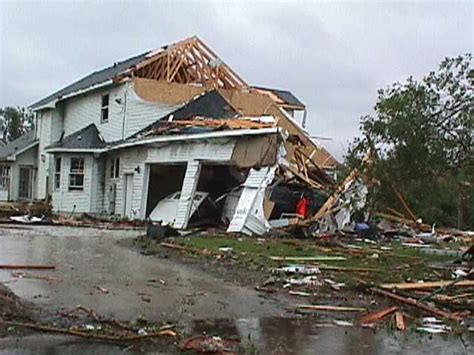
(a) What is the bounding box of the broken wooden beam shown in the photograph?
[371,287,463,322]
[380,280,474,290]
[297,304,365,312]
[0,264,56,270]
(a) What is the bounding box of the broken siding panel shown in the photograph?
[174,160,201,228]
[52,154,93,213]
[64,85,125,142]
[124,87,178,138]
[146,140,235,163]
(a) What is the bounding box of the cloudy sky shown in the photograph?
[0,0,472,160]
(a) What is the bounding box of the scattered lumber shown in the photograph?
[270,256,347,262]
[359,306,398,325]
[0,264,55,270]
[296,304,365,312]
[371,287,463,322]
[380,280,474,290]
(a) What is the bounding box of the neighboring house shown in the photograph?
[6,36,338,230]
[0,130,39,201]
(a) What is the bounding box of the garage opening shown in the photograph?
[145,164,186,217]
[188,164,248,227]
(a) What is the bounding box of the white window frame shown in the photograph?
[0,165,10,190]
[101,93,109,123]
[110,157,120,179]
[54,157,61,190]
[69,157,85,191]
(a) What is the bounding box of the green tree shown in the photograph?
[0,106,35,144]
[347,54,473,229]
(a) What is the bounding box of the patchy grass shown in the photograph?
[176,235,458,286]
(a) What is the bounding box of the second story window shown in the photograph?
[101,94,109,123]
[69,158,84,191]
[54,157,61,190]
[109,157,120,179]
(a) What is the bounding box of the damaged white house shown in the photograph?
[0,36,338,234]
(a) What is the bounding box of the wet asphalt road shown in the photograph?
[0,224,289,322]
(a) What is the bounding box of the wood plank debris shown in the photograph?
[380,280,474,290]
[296,304,366,312]
[270,256,347,262]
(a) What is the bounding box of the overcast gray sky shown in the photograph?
[0,0,472,160]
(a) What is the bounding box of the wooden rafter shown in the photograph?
[129,36,247,89]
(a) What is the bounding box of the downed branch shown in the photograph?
[0,264,56,270]
[0,319,177,342]
[75,305,131,330]
[371,288,463,322]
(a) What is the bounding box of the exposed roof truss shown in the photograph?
[123,36,247,89]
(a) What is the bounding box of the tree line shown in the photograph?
[0,107,35,145]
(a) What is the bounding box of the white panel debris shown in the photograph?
[227,166,276,236]
[174,160,201,229]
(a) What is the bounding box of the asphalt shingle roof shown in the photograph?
[46,124,106,150]
[30,51,152,109]
[130,90,238,138]
[0,130,38,159]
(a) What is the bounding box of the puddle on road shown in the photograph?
[0,318,471,354]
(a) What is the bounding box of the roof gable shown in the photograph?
[0,130,37,159]
[46,124,106,151]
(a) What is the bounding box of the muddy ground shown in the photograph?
[0,224,472,354]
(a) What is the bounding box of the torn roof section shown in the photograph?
[252,86,305,110]
[0,130,38,161]
[30,36,305,114]
[45,123,106,152]
[131,90,238,139]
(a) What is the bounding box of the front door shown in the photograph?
[123,174,134,218]
[18,166,33,200]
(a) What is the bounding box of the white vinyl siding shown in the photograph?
[64,85,125,142]
[51,154,93,213]
[124,86,178,138]
[112,148,147,219]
